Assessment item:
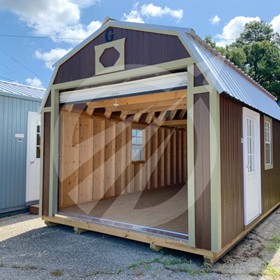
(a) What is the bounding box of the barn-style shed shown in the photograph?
[0,80,45,216]
[40,19,280,262]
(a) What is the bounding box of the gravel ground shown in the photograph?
[0,208,279,280]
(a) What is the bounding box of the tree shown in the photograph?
[236,21,275,44]
[204,21,280,100]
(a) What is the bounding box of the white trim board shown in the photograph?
[60,72,187,104]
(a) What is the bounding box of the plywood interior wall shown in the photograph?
[59,111,187,209]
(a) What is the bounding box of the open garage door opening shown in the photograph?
[58,75,188,240]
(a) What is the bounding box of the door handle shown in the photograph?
[30,160,35,164]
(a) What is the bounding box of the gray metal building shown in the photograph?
[0,80,45,216]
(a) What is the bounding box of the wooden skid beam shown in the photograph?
[43,214,214,260]
[43,202,280,264]
[74,227,88,234]
[150,244,163,252]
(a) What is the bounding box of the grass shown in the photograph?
[263,263,280,279]
[127,257,210,276]
[85,268,123,278]
[267,235,280,251]
[50,270,64,277]
[11,264,38,271]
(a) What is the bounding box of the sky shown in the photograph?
[0,0,279,89]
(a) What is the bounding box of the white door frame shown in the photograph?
[26,111,41,204]
[243,107,262,225]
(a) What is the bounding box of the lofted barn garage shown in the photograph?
[40,19,280,262]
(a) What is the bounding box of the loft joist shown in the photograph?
[86,89,187,110]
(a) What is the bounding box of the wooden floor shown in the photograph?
[60,184,188,236]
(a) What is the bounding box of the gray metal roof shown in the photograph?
[0,80,45,100]
[183,32,280,121]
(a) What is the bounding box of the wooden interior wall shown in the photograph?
[220,94,244,248]
[42,112,51,216]
[59,111,187,209]
[261,116,280,213]
[194,92,211,251]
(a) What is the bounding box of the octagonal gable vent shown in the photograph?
[99,47,120,68]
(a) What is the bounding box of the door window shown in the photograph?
[36,124,41,159]
[247,118,255,173]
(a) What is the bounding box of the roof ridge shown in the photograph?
[0,79,45,91]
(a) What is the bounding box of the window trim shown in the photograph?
[264,116,273,170]
[131,127,145,162]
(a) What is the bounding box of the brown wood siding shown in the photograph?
[261,116,280,213]
[220,94,244,247]
[45,93,51,107]
[194,93,211,250]
[54,28,190,84]
[59,111,187,208]
[194,64,208,87]
[42,112,51,216]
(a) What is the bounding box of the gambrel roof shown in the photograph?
[43,19,280,120]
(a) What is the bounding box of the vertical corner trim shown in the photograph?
[187,64,196,247]
[39,112,45,217]
[209,89,222,252]
[49,88,60,216]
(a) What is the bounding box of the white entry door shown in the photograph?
[26,112,41,203]
[243,107,262,225]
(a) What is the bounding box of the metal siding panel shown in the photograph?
[0,95,41,212]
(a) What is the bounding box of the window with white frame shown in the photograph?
[132,129,144,161]
[264,118,273,168]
